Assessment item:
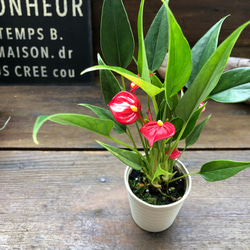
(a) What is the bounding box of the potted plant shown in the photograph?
[33,0,250,232]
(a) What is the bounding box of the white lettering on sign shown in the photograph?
[10,0,22,16]
[0,46,50,58]
[53,68,75,78]
[14,65,48,77]
[0,65,9,76]
[50,28,57,40]
[0,0,84,17]
[26,0,39,16]
[58,46,73,59]
[0,27,44,40]
[43,0,52,17]
[56,0,67,17]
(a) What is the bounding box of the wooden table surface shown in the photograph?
[0,84,250,249]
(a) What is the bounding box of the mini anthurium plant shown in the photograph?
[33,0,250,204]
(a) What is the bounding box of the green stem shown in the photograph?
[151,96,158,115]
[156,186,172,198]
[168,171,200,183]
[108,136,136,151]
[126,127,137,149]
[121,76,126,90]
[167,122,188,158]
[135,122,146,151]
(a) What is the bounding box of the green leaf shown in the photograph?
[185,114,211,147]
[171,102,205,141]
[150,73,163,88]
[96,141,143,170]
[97,54,123,105]
[137,0,150,82]
[151,73,165,111]
[81,65,163,97]
[177,104,206,141]
[186,16,228,88]
[209,67,250,102]
[145,4,169,72]
[171,117,184,140]
[200,160,250,182]
[176,21,250,122]
[33,114,114,144]
[163,2,192,109]
[79,104,126,134]
[100,0,134,68]
[210,83,250,103]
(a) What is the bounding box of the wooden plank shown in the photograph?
[0,85,249,149]
[0,150,249,249]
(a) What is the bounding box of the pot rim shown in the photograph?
[124,159,192,208]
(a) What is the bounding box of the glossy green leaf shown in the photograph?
[81,65,164,97]
[97,54,123,105]
[185,115,211,147]
[145,4,169,72]
[176,21,250,122]
[151,73,165,111]
[150,73,163,89]
[170,117,184,140]
[200,160,250,182]
[100,0,134,68]
[79,104,126,134]
[209,67,250,102]
[33,114,114,144]
[137,0,150,82]
[163,2,192,109]
[210,83,250,103]
[179,105,205,140]
[186,16,227,88]
[96,141,143,170]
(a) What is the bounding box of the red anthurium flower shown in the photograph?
[140,120,176,148]
[130,82,140,92]
[166,148,181,159]
[130,73,155,93]
[199,102,206,113]
[130,74,140,93]
[108,91,141,125]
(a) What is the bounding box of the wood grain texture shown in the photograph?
[1,1,250,248]
[0,150,249,249]
[0,85,249,149]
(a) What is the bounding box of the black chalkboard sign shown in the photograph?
[0,0,93,85]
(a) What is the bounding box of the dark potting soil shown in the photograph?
[129,166,186,206]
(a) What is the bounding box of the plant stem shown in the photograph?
[168,171,200,183]
[126,127,137,149]
[121,76,126,90]
[151,96,158,114]
[136,121,146,151]
[168,122,187,157]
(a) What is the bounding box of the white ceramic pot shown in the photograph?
[124,159,192,232]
